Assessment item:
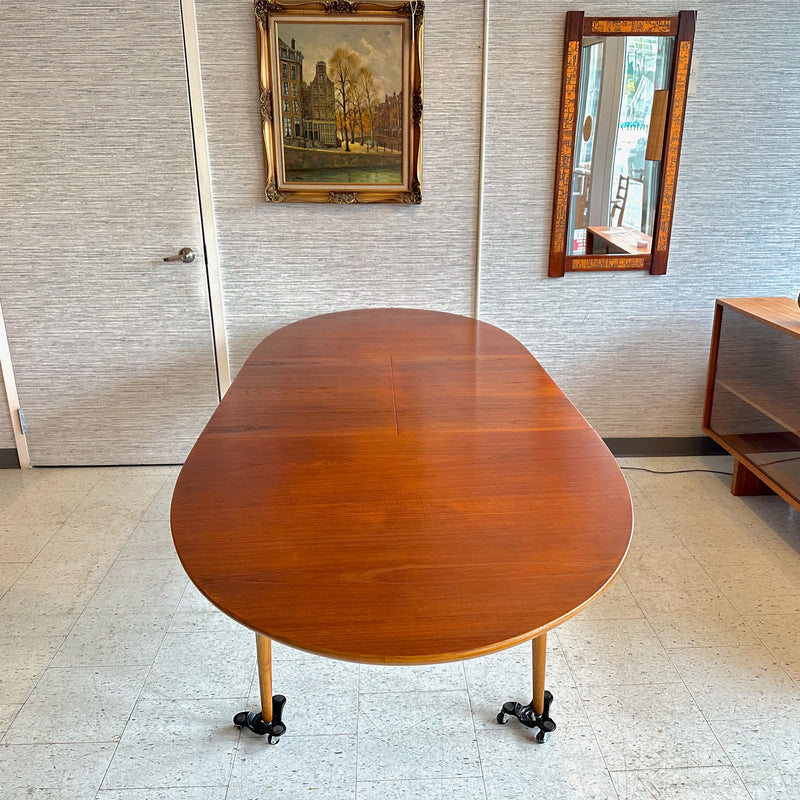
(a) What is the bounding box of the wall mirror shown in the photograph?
[549,11,696,277]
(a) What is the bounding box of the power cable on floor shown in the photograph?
[619,466,733,476]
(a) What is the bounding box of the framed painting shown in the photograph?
[254,0,424,203]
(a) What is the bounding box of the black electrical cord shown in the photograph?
[619,466,733,476]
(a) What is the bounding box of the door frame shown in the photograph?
[181,0,231,396]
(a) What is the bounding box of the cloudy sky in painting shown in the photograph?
[276,21,403,98]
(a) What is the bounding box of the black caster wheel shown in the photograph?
[496,693,556,743]
[233,694,287,742]
[497,701,516,725]
[233,710,270,736]
[536,718,556,744]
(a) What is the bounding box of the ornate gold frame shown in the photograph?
[548,11,696,276]
[255,0,423,204]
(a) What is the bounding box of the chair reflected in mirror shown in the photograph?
[609,174,629,227]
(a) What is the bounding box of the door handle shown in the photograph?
[163,247,196,263]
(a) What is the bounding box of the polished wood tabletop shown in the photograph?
[171,309,633,665]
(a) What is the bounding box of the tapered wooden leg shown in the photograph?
[532,632,547,717]
[233,633,286,742]
[496,632,556,742]
[256,633,273,723]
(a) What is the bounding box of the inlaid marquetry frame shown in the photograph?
[548,11,696,276]
[255,0,423,204]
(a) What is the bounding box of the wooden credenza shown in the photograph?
[703,297,800,511]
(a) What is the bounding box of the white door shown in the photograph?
[0,1,221,465]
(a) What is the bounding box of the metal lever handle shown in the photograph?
[163,247,196,263]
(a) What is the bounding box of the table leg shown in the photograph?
[233,633,287,744]
[256,634,274,723]
[532,631,547,716]
[496,632,556,743]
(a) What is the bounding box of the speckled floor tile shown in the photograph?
[86,559,188,614]
[730,768,800,800]
[710,709,800,794]
[478,725,617,800]
[79,473,170,516]
[167,582,239,634]
[556,617,679,686]
[0,522,59,562]
[745,612,800,681]
[667,645,800,721]
[97,789,228,800]
[20,538,122,587]
[635,587,759,649]
[359,660,465,694]
[620,542,718,595]
[357,690,480,780]
[579,682,729,770]
[701,560,800,615]
[625,505,685,550]
[0,741,116,799]
[0,578,95,637]
[610,765,751,799]
[52,608,171,668]
[575,574,644,621]
[31,467,108,493]
[228,734,356,799]
[356,777,486,799]
[678,516,787,568]
[0,561,26,595]
[0,635,62,704]
[3,665,148,744]
[0,704,21,737]
[0,488,85,525]
[118,516,176,561]
[141,627,255,701]
[101,699,240,790]
[141,474,179,521]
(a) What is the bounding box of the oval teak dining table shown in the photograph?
[171,309,633,743]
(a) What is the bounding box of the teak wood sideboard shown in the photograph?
[703,297,800,511]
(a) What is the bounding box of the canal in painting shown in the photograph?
[286,166,402,184]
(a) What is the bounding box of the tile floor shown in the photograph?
[0,457,799,799]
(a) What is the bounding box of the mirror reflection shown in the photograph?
[569,34,675,257]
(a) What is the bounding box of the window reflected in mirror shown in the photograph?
[549,11,696,277]
[570,34,674,257]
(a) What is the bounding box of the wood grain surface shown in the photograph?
[171,309,633,664]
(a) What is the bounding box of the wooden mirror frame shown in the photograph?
[548,11,696,277]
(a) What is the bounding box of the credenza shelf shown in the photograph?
[703,297,800,513]
[713,379,800,441]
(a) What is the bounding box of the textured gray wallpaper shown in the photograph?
[479,0,800,436]
[197,0,800,440]
[195,0,483,375]
[0,0,797,465]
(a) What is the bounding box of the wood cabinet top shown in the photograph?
[170,309,633,664]
[718,297,800,338]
